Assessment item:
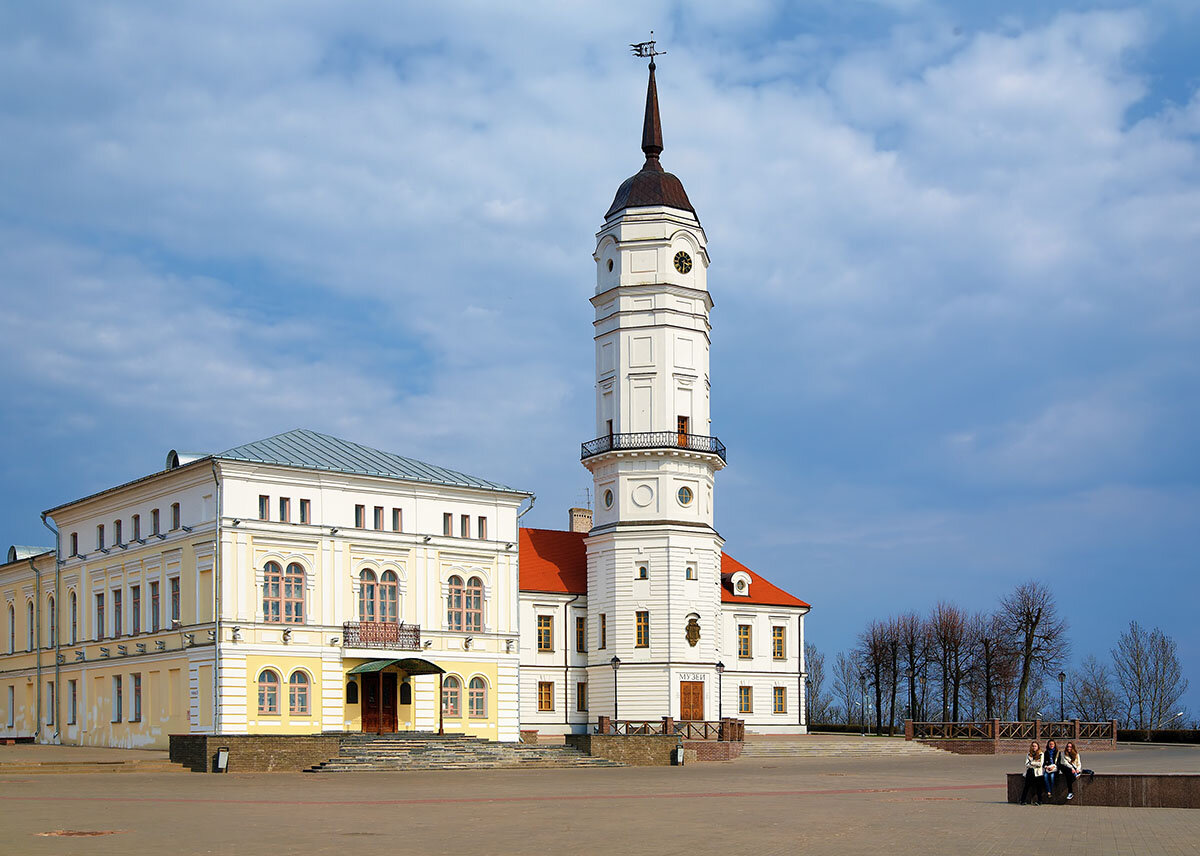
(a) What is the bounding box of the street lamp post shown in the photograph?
[610,655,621,722]
[716,661,725,721]
[905,668,914,723]
[918,674,926,722]
[1058,671,1066,721]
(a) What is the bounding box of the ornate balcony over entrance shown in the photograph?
[343,621,421,650]
[581,431,726,463]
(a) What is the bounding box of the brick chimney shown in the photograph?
[569,507,593,533]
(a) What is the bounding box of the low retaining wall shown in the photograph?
[1006,772,1200,808]
[169,734,341,773]
[685,740,743,762]
[922,738,1117,755]
[566,734,676,766]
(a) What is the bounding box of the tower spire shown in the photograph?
[641,60,663,165]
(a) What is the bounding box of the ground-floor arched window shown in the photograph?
[289,671,309,715]
[258,669,280,714]
[442,676,461,717]
[468,677,487,718]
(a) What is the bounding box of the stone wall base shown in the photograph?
[565,734,676,766]
[169,734,341,773]
[920,738,1116,755]
[1006,772,1200,807]
[685,740,743,761]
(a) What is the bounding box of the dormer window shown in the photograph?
[730,570,752,597]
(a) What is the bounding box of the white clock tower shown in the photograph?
[583,56,727,722]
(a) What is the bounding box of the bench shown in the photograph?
[1006,772,1200,808]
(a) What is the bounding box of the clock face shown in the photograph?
[673,251,693,274]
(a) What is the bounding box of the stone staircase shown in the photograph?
[306,732,623,772]
[740,735,947,759]
[0,758,186,774]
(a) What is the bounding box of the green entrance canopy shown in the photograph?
[346,658,445,676]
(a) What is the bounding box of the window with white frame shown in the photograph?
[112,675,123,722]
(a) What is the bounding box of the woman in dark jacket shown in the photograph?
[1042,739,1060,799]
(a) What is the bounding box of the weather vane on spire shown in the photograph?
[630,31,665,66]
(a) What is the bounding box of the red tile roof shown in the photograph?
[518,527,809,609]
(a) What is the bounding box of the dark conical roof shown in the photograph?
[605,61,695,219]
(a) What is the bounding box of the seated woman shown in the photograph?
[1042,738,1060,798]
[1020,741,1044,806]
[1060,742,1083,800]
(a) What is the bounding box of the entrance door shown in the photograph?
[680,680,704,721]
[360,672,399,733]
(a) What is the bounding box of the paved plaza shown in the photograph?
[1,743,1198,855]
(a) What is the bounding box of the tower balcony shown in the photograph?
[581,431,726,463]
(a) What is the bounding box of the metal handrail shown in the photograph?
[581,431,727,463]
[342,620,421,650]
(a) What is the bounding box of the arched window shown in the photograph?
[446,576,464,631]
[70,592,77,644]
[257,669,279,714]
[264,562,305,624]
[7,604,13,654]
[47,596,56,647]
[380,571,398,623]
[359,569,377,622]
[442,676,461,717]
[289,671,309,715]
[468,677,487,719]
[27,601,34,650]
[399,680,412,705]
[465,577,483,633]
[346,680,359,705]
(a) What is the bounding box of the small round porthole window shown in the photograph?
[677,486,693,506]
[604,489,614,509]
[736,579,746,592]
[607,259,614,272]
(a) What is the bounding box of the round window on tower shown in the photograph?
[607,259,614,272]
[677,486,693,506]
[673,251,693,274]
[603,489,614,509]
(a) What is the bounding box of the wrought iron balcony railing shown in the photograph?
[581,431,727,463]
[342,621,421,650]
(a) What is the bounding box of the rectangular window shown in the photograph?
[259,495,270,521]
[537,616,553,652]
[537,681,554,712]
[299,498,311,524]
[68,679,77,724]
[773,686,787,714]
[95,593,105,640]
[112,589,123,638]
[739,686,753,715]
[151,508,160,535]
[772,626,786,660]
[738,624,752,659]
[132,514,140,541]
[113,675,123,722]
[150,581,160,632]
[69,532,78,557]
[46,681,54,725]
[114,519,122,545]
[635,611,650,648]
[477,517,487,540]
[355,505,366,528]
[70,595,77,643]
[374,506,384,530]
[97,524,105,550]
[130,586,141,634]
[279,497,290,523]
[131,674,142,722]
[460,514,469,538]
[443,513,452,536]
[575,615,587,653]
[170,503,181,530]
[169,577,180,624]
[599,613,607,649]
[6,686,13,727]
[577,681,588,712]
[392,508,402,532]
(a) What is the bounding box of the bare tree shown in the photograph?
[855,621,891,734]
[996,581,1070,721]
[884,617,901,735]
[1112,621,1189,730]
[896,612,926,721]
[832,652,862,726]
[1070,655,1120,722]
[929,602,968,721]
[804,642,833,723]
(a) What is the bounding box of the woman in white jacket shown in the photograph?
[1060,742,1083,800]
[1019,741,1045,806]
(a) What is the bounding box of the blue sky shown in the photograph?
[1,1,1197,712]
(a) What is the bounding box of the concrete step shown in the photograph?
[306,732,621,772]
[0,759,187,774]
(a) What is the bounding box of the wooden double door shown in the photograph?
[680,680,704,721]
[361,672,398,733]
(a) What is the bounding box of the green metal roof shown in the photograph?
[346,658,445,675]
[218,429,525,495]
